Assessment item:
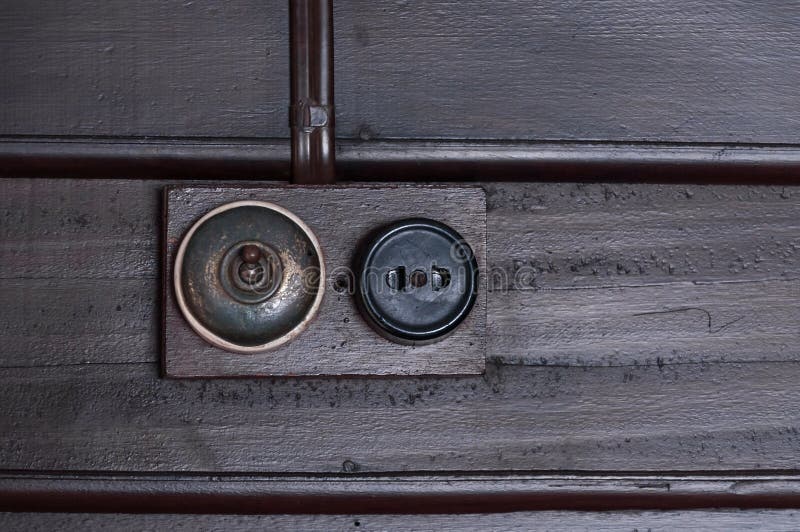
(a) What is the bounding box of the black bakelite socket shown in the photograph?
[355,218,479,345]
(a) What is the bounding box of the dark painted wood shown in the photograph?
[0,180,798,473]
[486,183,800,366]
[0,0,288,138]
[163,186,486,376]
[3,1,800,148]
[2,0,799,513]
[4,361,800,472]
[2,180,795,369]
[334,0,800,144]
[0,179,797,508]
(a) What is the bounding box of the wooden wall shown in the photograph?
[1,180,797,474]
[1,0,799,523]
[4,0,800,144]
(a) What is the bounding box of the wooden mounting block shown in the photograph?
[163,185,486,377]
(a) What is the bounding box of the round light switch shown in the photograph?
[174,200,324,353]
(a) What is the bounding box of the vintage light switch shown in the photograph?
[173,201,324,354]
[163,185,486,378]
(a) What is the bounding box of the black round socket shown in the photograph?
[356,218,478,345]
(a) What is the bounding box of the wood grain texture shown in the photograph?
[4,1,800,146]
[4,361,800,472]
[4,510,800,531]
[0,179,798,474]
[334,0,800,143]
[486,183,800,366]
[0,0,288,137]
[1,180,795,368]
[164,186,487,376]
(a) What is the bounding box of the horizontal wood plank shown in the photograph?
[2,361,800,472]
[490,279,799,366]
[4,1,800,145]
[163,185,487,376]
[1,180,796,368]
[3,509,800,530]
[0,0,288,137]
[335,0,800,144]
[485,182,800,365]
[487,183,800,288]
[0,178,798,474]
[0,279,155,367]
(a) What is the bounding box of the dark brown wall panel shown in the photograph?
[3,1,800,145]
[334,1,800,143]
[4,361,800,472]
[2,180,796,369]
[0,0,288,137]
[0,179,797,474]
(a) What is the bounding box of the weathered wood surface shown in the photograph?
[3,510,800,531]
[3,1,800,145]
[3,361,800,472]
[487,183,800,366]
[0,0,288,138]
[335,0,800,143]
[0,179,798,473]
[163,186,487,376]
[1,180,795,368]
